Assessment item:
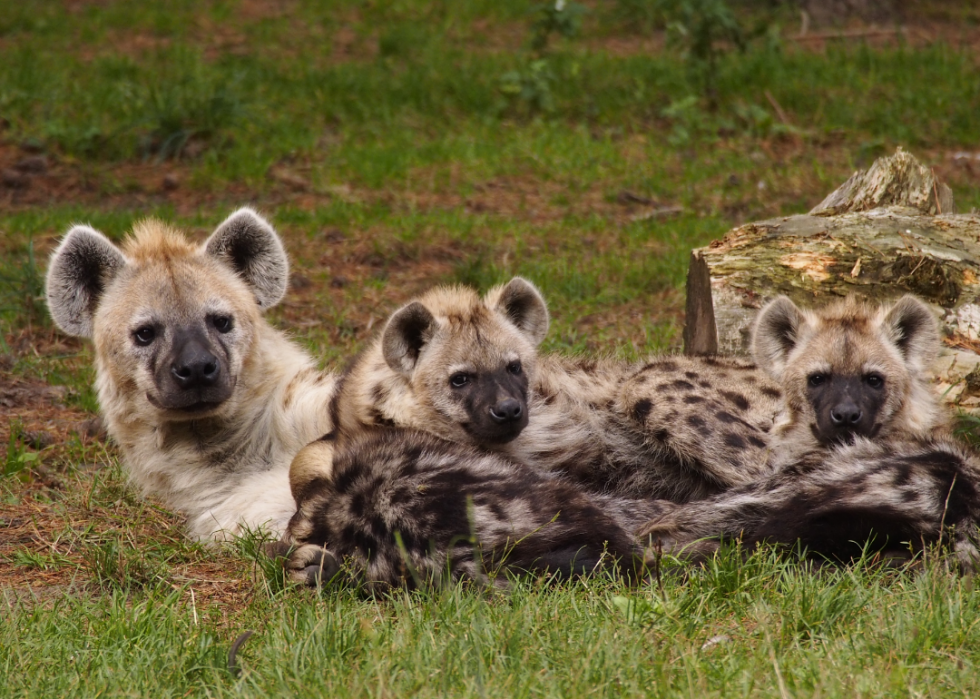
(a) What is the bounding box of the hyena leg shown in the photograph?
[288,437,338,504]
[283,543,342,587]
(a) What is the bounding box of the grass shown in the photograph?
[2,0,980,696]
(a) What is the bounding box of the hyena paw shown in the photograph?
[284,543,342,587]
[953,528,980,573]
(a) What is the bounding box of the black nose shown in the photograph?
[489,398,523,424]
[171,338,220,389]
[830,403,862,426]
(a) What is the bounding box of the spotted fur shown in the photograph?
[46,209,337,540]
[285,429,663,590]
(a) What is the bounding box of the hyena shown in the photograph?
[285,429,662,590]
[46,208,337,541]
[638,295,980,569]
[289,277,783,508]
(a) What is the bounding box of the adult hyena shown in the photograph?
[289,277,783,508]
[46,208,337,541]
[638,295,980,569]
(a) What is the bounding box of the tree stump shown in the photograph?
[684,149,980,412]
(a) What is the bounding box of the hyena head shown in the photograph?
[46,208,288,422]
[752,294,942,448]
[376,277,549,446]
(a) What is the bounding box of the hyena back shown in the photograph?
[286,429,661,590]
[290,277,783,507]
[639,295,980,569]
[46,208,336,541]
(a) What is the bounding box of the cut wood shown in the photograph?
[684,149,980,412]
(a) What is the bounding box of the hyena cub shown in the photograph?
[46,208,337,541]
[285,429,659,590]
[639,295,980,568]
[290,277,782,506]
[285,279,666,587]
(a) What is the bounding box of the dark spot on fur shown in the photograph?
[669,379,695,391]
[748,436,766,448]
[684,371,698,380]
[715,411,737,423]
[698,381,712,389]
[719,390,750,411]
[687,415,706,429]
[631,399,652,422]
[723,433,745,449]
[658,361,678,372]
[761,387,781,398]
[683,395,704,404]
[652,428,669,442]
[319,431,336,442]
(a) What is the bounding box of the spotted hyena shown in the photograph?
[289,277,783,511]
[285,429,662,590]
[638,295,980,568]
[46,208,337,541]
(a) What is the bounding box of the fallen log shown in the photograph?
[684,149,980,412]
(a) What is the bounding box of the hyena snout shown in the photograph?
[829,400,862,427]
[809,374,883,445]
[154,328,234,411]
[489,397,524,424]
[171,335,220,389]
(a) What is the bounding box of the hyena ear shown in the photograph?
[204,207,288,309]
[882,295,939,370]
[751,296,807,380]
[382,301,439,376]
[46,225,128,338]
[488,277,550,346]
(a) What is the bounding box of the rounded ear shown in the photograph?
[46,225,128,337]
[204,207,288,309]
[487,277,550,346]
[751,296,807,380]
[882,295,939,370]
[382,301,438,376]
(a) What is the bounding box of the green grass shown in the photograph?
[3,1,980,696]
[5,549,980,697]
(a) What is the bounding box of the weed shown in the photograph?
[82,534,166,592]
[235,527,292,596]
[3,421,39,480]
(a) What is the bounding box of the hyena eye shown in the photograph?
[133,326,156,347]
[450,373,471,388]
[807,373,826,388]
[211,315,234,333]
[864,373,884,389]
[507,361,522,375]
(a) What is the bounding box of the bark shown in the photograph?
[684,149,980,411]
